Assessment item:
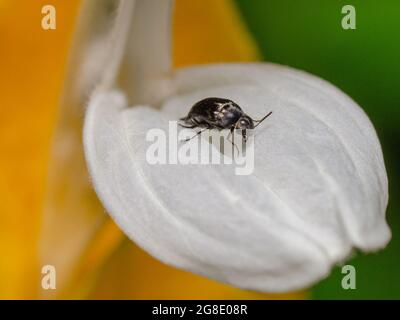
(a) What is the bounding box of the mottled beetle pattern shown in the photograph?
[179,97,272,146]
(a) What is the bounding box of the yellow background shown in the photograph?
[0,0,303,299]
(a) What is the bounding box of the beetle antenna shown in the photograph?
[253,111,272,128]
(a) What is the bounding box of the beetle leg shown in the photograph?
[181,127,208,142]
[227,127,239,157]
[179,117,196,128]
[178,123,197,129]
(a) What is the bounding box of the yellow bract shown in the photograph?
[0,0,304,299]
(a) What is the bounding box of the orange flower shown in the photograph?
[0,0,305,299]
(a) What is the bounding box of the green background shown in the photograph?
[235,0,400,299]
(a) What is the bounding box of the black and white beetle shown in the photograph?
[179,97,272,145]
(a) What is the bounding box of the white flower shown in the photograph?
[83,0,390,292]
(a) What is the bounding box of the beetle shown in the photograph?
[179,97,272,146]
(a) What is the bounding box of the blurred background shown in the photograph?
[0,0,399,299]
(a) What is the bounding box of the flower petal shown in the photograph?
[84,63,390,292]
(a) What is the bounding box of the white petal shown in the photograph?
[84,63,390,292]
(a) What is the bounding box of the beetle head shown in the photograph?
[235,115,254,142]
[236,115,254,130]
